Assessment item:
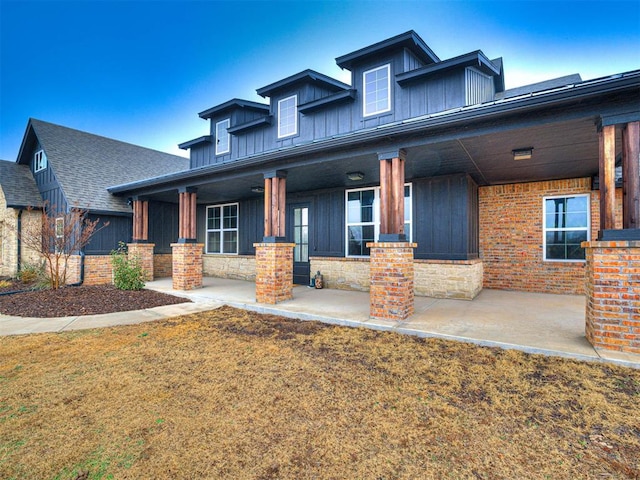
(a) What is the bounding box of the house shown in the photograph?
[5,31,639,355]
[0,119,189,280]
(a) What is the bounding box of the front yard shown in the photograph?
[1,306,638,479]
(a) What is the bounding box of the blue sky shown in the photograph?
[1,0,639,161]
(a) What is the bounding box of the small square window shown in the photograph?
[363,64,391,117]
[278,95,297,138]
[215,119,230,155]
[34,150,47,172]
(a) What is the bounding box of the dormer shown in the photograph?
[257,69,353,140]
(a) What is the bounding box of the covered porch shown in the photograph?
[145,277,639,368]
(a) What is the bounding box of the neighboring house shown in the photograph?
[0,160,42,277]
[0,119,189,281]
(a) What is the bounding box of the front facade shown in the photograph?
[108,31,639,353]
[5,31,639,353]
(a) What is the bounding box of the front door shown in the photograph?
[291,204,310,285]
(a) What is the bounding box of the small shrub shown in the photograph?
[111,242,145,291]
[0,279,11,289]
[17,262,47,286]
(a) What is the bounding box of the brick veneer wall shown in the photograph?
[310,257,482,299]
[203,254,257,281]
[584,240,640,354]
[479,178,622,294]
[127,243,154,281]
[368,242,416,321]
[153,254,173,278]
[414,259,483,299]
[254,243,294,304]
[66,255,112,285]
[171,243,204,290]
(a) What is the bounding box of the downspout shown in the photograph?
[16,209,22,274]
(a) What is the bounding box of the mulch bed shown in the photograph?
[0,284,191,317]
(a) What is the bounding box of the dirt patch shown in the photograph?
[1,305,639,479]
[0,284,190,317]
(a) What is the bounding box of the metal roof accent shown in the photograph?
[178,135,212,150]
[396,50,501,86]
[335,30,439,71]
[198,99,269,119]
[256,69,350,98]
[227,116,272,134]
[108,70,640,196]
[298,89,356,114]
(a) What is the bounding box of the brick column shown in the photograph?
[368,242,417,321]
[583,240,640,354]
[127,243,155,281]
[171,243,203,290]
[254,242,295,304]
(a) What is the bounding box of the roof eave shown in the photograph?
[108,71,640,195]
[336,30,440,71]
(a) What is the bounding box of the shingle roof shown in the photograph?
[27,119,189,214]
[0,160,42,208]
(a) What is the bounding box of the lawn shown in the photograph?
[1,306,638,479]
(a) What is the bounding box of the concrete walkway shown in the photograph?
[1,277,638,369]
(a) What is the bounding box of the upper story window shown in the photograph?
[215,119,230,155]
[34,149,47,172]
[277,95,297,138]
[206,203,238,254]
[363,64,391,117]
[346,184,412,257]
[543,194,590,261]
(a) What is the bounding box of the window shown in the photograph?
[206,203,238,254]
[346,184,412,257]
[34,150,47,172]
[215,119,230,155]
[363,64,391,117]
[543,194,590,261]
[55,217,64,239]
[278,95,297,138]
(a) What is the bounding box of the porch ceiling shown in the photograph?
[148,115,614,206]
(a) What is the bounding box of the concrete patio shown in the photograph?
[1,276,638,369]
[145,277,639,369]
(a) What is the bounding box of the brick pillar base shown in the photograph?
[368,242,417,321]
[171,243,203,290]
[583,240,640,354]
[254,242,295,304]
[127,243,155,281]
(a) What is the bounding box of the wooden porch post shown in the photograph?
[262,171,287,241]
[622,121,640,230]
[178,187,197,242]
[378,149,406,241]
[598,125,616,234]
[132,198,149,242]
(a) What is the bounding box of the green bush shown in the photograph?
[111,242,145,291]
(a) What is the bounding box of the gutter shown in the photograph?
[108,70,640,195]
[68,250,85,287]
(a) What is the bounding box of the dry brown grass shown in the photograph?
[1,306,638,479]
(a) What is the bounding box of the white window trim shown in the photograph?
[542,193,590,262]
[205,203,239,255]
[34,149,47,172]
[345,183,412,257]
[277,94,298,139]
[55,217,64,239]
[362,64,391,117]
[215,119,230,155]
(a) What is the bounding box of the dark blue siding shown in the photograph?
[85,214,131,254]
[148,201,180,253]
[413,174,478,260]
